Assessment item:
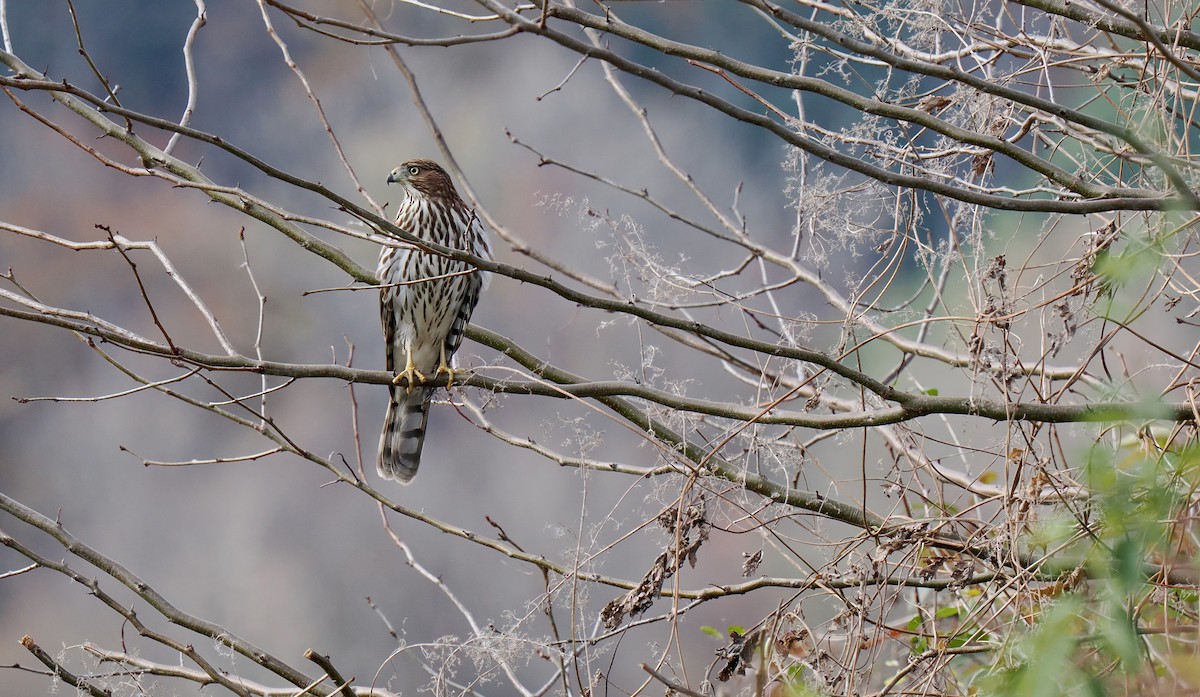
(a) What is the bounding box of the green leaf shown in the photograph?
[985,597,1082,697]
[912,635,928,654]
[947,629,977,649]
[1099,604,1142,670]
[1111,536,1144,592]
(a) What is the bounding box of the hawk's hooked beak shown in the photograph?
[386,170,401,185]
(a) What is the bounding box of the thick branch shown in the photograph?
[465,0,1195,212]
[3,303,1196,433]
[1010,0,1200,52]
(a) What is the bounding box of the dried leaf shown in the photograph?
[716,629,762,682]
[742,549,763,577]
[600,552,668,629]
[916,94,952,113]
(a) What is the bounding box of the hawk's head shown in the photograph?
[387,159,458,200]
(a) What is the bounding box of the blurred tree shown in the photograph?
[3,0,1200,695]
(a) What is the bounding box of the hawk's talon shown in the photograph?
[392,351,427,394]
[435,345,456,387]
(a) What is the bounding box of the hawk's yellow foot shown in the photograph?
[435,345,456,387]
[391,351,427,394]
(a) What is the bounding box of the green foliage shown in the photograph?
[981,426,1200,695]
[1090,231,1168,318]
[907,605,987,656]
[983,597,1086,697]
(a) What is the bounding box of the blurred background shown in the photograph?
[0,1,826,694]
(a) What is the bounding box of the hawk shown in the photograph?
[377,159,490,482]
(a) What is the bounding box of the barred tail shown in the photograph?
[377,386,433,483]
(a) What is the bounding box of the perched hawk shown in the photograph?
[377,159,490,482]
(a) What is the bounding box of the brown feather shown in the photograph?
[376,160,489,483]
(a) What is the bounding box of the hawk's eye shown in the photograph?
[408,165,420,176]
